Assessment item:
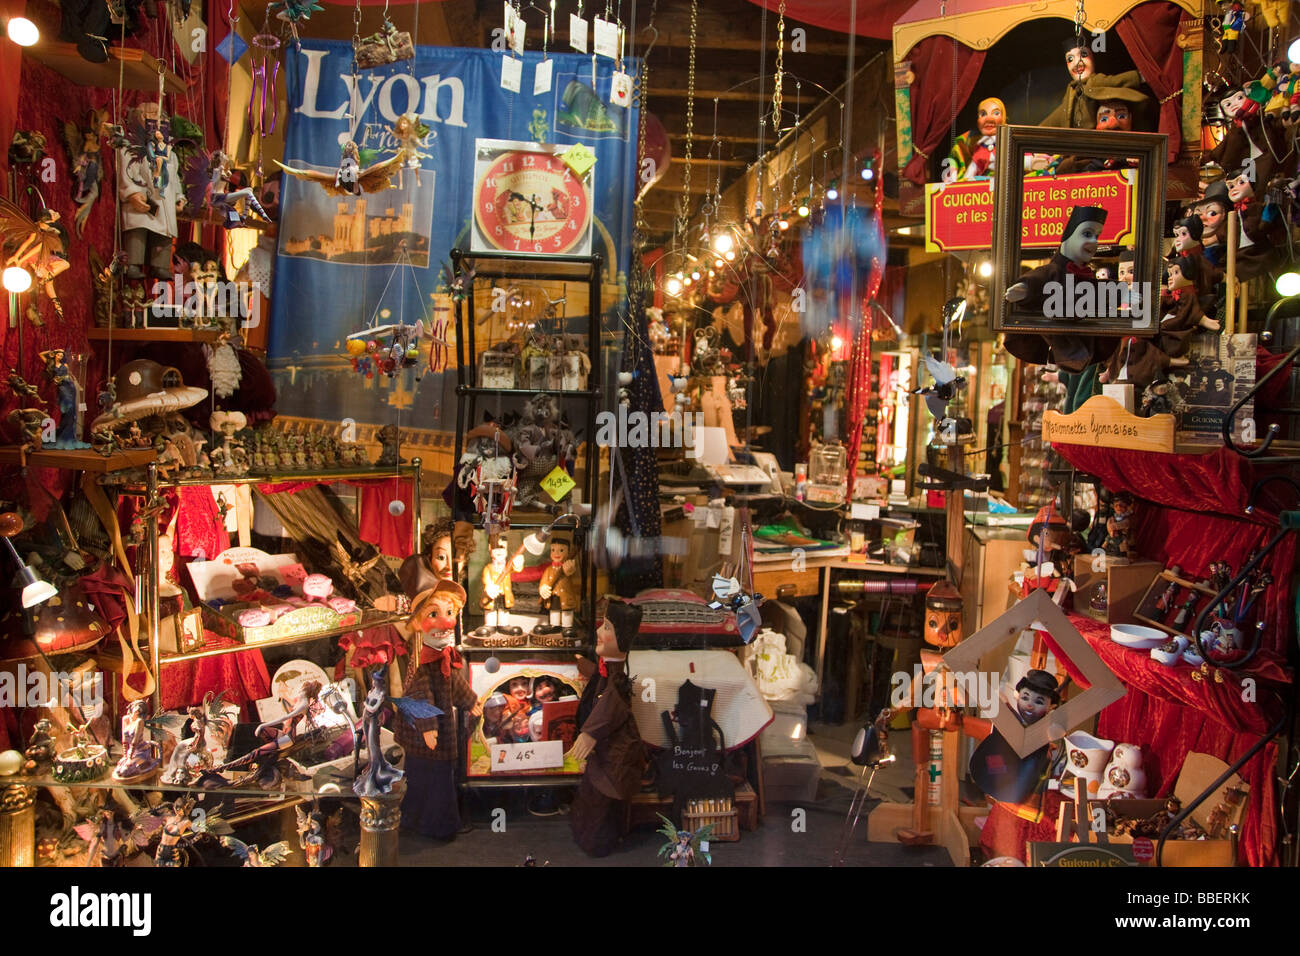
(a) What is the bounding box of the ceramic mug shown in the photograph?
[1150,635,1189,666]
[1064,731,1115,795]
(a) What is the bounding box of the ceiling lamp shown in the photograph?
[797,202,811,218]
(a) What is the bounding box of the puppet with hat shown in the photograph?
[942,97,1007,183]
[1040,33,1145,130]
[1019,503,1072,594]
[394,579,483,839]
[1002,205,1114,374]
[569,597,646,857]
[475,532,525,639]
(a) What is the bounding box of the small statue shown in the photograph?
[474,535,524,638]
[535,537,579,636]
[23,717,55,771]
[295,804,331,867]
[374,424,403,467]
[656,814,713,867]
[352,665,441,798]
[1103,491,1136,561]
[40,348,89,449]
[112,699,162,782]
[73,809,129,867]
[218,835,291,867]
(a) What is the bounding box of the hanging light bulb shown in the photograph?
[860,164,874,181]
[713,231,734,254]
[713,258,724,268]
[2,267,32,293]
[777,218,790,231]
[1277,271,1300,297]
[683,275,693,287]
[978,260,993,279]
[724,250,736,261]
[6,17,38,46]
[690,270,701,281]
[826,184,839,201]
[831,335,844,352]
[665,276,683,296]
[797,202,810,217]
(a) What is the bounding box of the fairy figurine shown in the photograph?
[392,113,430,188]
[352,665,442,798]
[656,814,713,867]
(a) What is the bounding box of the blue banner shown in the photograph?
[268,40,639,431]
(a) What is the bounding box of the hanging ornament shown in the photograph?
[268,0,323,47]
[355,17,413,69]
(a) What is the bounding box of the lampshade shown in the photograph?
[523,532,547,555]
[19,570,58,609]
[694,426,730,465]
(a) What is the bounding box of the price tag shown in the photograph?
[540,466,576,501]
[609,69,632,107]
[533,57,554,95]
[850,502,881,520]
[490,739,565,772]
[500,55,523,93]
[560,142,596,177]
[569,13,588,52]
[592,17,619,58]
[1131,837,1154,862]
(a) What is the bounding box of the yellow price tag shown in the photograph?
[540,466,576,502]
[560,143,596,178]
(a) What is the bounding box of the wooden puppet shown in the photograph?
[1040,34,1144,130]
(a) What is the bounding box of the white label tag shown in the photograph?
[500,55,523,93]
[851,502,881,520]
[534,57,554,95]
[609,69,632,107]
[569,13,587,52]
[593,16,619,58]
[490,739,564,772]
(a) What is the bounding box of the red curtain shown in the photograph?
[902,37,986,186]
[1115,1,1185,164]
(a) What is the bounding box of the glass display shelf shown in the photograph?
[155,609,410,664]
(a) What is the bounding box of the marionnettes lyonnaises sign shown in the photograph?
[924,170,1136,252]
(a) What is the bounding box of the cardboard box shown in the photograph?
[1071,557,1162,624]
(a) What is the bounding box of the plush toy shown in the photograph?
[1002,205,1112,372]
[395,581,480,839]
[943,97,1006,183]
[1041,34,1144,129]
[570,598,646,857]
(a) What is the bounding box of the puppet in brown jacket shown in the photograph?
[535,536,579,635]
[569,598,645,857]
[475,533,524,638]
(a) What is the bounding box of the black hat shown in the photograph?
[602,598,643,654]
[1062,33,1091,54]
[1063,205,1108,239]
[1118,248,1136,263]
[1015,669,1061,704]
[1174,215,1203,242]
[1200,181,1230,208]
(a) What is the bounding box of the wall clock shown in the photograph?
[470,138,593,256]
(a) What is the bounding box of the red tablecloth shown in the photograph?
[116,631,271,718]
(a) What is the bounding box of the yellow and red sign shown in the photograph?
[924,170,1137,252]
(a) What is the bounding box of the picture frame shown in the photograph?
[990,125,1167,338]
[465,659,588,778]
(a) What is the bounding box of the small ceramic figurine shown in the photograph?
[374,423,403,467]
[1097,742,1147,798]
[40,349,89,449]
[1003,205,1110,372]
[943,97,1006,183]
[112,699,162,782]
[23,717,55,772]
[295,804,330,867]
[535,537,579,636]
[1041,33,1144,129]
[570,599,646,857]
[657,815,713,867]
[352,665,441,798]
[1103,491,1136,561]
[474,535,524,638]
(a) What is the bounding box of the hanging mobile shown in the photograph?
[248,27,281,182]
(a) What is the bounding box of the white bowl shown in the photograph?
[1109,624,1168,650]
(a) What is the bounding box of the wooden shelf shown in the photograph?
[88,326,224,343]
[25,42,186,95]
[0,446,156,472]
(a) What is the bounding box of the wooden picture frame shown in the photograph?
[990,125,1168,337]
[943,589,1127,758]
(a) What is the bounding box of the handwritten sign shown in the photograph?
[656,743,732,801]
[925,171,1136,252]
[490,739,565,772]
[1041,396,1173,454]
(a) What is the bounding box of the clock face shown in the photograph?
[473,148,591,255]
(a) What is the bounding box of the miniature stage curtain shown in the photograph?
[901,37,987,186]
[1115,1,1185,164]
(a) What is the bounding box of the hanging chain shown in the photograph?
[771,0,786,134]
[673,0,697,246]
[1074,0,1086,38]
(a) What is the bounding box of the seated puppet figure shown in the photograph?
[570,599,646,857]
[943,97,1006,183]
[1041,34,1144,129]
[1161,255,1220,340]
[1003,205,1112,372]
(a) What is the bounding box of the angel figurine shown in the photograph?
[295,803,334,867]
[60,109,111,236]
[186,150,270,228]
[219,836,291,867]
[353,665,442,797]
[656,814,713,867]
[73,809,131,867]
[275,138,406,197]
[392,113,429,188]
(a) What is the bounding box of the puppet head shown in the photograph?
[1094,264,1114,281]
[1027,503,1071,555]
[923,581,963,649]
[1225,169,1255,203]
[1172,215,1203,252]
[422,517,455,580]
[1167,256,1198,290]
[1063,36,1096,81]
[508,676,531,700]
[1015,669,1061,725]
[412,579,467,639]
[975,97,1006,137]
[1095,100,1133,131]
[1196,181,1230,240]
[549,538,572,565]
[595,597,643,658]
[1059,205,1108,265]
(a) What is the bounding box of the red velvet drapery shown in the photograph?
[1115,1,1186,163]
[901,37,986,186]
